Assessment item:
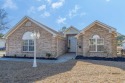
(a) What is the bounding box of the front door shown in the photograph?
[68,36,77,52]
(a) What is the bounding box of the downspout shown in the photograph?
[83,36,84,56]
[52,35,58,58]
[5,38,7,56]
[76,37,78,56]
[56,37,59,58]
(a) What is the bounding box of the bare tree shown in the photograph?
[0,8,8,32]
[58,26,67,33]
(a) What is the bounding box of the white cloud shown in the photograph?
[80,12,86,17]
[46,0,52,4]
[57,16,66,24]
[106,0,110,2]
[41,11,50,17]
[2,0,17,9]
[35,0,41,1]
[28,6,36,14]
[52,0,65,9]
[37,5,46,11]
[69,5,80,18]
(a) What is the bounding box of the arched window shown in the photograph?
[89,35,104,52]
[92,35,100,39]
[22,32,34,52]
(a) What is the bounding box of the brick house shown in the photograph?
[4,16,117,58]
[4,16,66,58]
[76,21,117,57]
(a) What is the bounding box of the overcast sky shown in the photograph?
[0,0,125,35]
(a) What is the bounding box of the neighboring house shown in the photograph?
[123,40,125,49]
[0,38,6,50]
[4,16,117,58]
[117,37,125,55]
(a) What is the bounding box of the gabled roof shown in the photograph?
[4,16,61,38]
[65,26,79,32]
[76,20,117,37]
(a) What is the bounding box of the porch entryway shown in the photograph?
[68,36,77,52]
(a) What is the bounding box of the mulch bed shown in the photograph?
[76,55,125,62]
[2,56,57,60]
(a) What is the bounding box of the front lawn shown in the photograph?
[0,60,125,83]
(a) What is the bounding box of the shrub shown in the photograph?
[46,53,52,58]
[79,46,81,48]
[14,54,17,57]
[68,47,70,49]
[24,54,26,57]
[3,54,5,57]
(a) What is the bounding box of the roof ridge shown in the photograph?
[65,26,80,32]
[4,16,63,38]
[26,16,60,34]
[94,20,116,30]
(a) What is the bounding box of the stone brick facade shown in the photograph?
[6,20,66,58]
[5,16,117,58]
[57,37,66,57]
[77,24,117,57]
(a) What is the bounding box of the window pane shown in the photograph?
[97,39,103,45]
[29,46,34,51]
[90,39,96,45]
[23,46,28,51]
[97,45,104,51]
[29,40,34,45]
[90,45,96,51]
[23,40,28,45]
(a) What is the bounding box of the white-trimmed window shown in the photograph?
[22,32,34,52]
[23,40,34,52]
[89,35,104,52]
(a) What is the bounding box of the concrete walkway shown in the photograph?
[57,53,76,61]
[0,53,76,63]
